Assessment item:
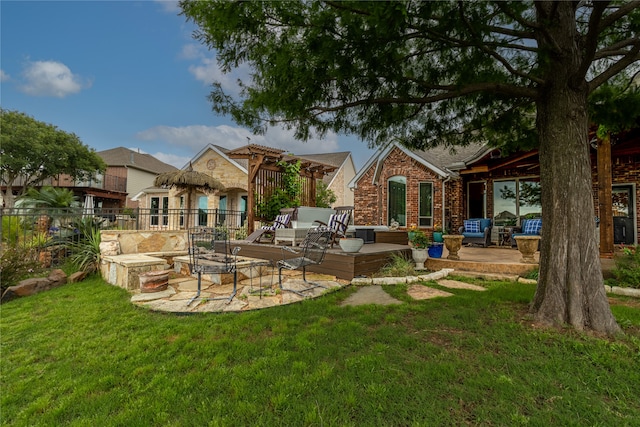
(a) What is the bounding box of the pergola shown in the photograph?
[226,144,337,233]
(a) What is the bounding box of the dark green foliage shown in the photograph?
[0,109,106,209]
[612,246,640,289]
[65,217,102,273]
[256,160,302,220]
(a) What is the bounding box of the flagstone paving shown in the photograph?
[130,269,492,312]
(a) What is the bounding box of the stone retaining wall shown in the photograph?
[99,230,189,291]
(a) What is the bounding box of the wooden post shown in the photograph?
[597,134,614,258]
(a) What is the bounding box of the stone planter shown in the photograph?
[411,248,429,269]
[443,234,464,260]
[339,238,364,253]
[514,235,540,263]
[139,270,170,293]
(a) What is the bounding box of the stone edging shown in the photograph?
[352,269,640,299]
[350,268,455,285]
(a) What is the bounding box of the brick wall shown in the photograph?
[353,147,450,233]
[592,152,640,244]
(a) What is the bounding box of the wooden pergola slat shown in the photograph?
[227,144,338,233]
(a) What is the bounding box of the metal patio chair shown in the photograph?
[277,229,332,296]
[187,227,240,305]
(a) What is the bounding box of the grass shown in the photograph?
[1,275,640,426]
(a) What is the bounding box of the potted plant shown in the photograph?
[432,224,447,243]
[408,229,430,269]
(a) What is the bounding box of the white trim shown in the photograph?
[186,144,248,174]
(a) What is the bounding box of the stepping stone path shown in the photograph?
[406,285,454,300]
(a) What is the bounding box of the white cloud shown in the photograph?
[154,0,180,14]
[135,124,340,159]
[0,70,10,82]
[151,152,193,169]
[19,60,90,98]
[181,42,250,97]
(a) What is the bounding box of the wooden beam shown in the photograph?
[488,150,539,171]
[459,165,489,174]
[597,134,614,257]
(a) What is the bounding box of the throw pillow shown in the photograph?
[524,219,542,234]
[464,220,480,233]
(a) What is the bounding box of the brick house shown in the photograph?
[350,130,639,247]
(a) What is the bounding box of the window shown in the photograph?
[179,196,185,227]
[419,182,433,227]
[198,196,208,226]
[493,179,541,226]
[388,176,406,226]
[150,196,168,227]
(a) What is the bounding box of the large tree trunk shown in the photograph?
[532,2,621,335]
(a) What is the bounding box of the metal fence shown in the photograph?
[0,207,248,264]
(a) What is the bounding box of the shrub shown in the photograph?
[374,253,417,277]
[1,215,23,245]
[408,230,430,249]
[612,245,640,289]
[0,245,41,292]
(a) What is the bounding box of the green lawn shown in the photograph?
[1,276,639,426]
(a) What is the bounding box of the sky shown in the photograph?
[1,0,377,170]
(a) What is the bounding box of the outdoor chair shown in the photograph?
[311,206,353,248]
[510,218,542,247]
[277,229,332,296]
[187,227,241,305]
[244,213,291,243]
[458,218,493,247]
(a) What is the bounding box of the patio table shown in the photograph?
[188,253,271,305]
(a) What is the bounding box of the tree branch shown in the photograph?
[597,0,640,32]
[588,46,640,92]
[575,1,609,81]
[306,82,537,114]
[457,2,543,85]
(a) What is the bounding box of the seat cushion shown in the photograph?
[523,219,542,234]
[463,219,481,233]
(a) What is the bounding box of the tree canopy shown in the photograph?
[180,0,639,336]
[0,109,106,209]
[180,0,638,151]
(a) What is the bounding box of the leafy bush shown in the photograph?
[0,245,41,292]
[408,230,430,249]
[612,245,640,288]
[1,215,23,245]
[316,181,337,208]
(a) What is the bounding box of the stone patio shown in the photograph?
[129,267,494,313]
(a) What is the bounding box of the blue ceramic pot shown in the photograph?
[428,242,444,258]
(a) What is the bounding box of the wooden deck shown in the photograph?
[234,241,411,281]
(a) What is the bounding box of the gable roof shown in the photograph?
[187,144,249,174]
[349,140,491,188]
[98,147,177,174]
[295,151,353,184]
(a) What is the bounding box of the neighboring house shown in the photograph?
[134,143,356,229]
[97,147,177,208]
[350,128,639,246]
[1,146,176,210]
[295,151,356,207]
